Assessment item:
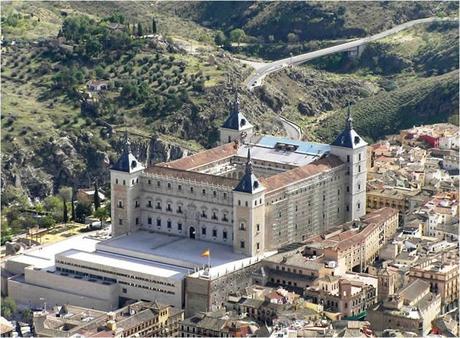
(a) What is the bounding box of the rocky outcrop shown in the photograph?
[297,101,318,116]
[1,132,192,200]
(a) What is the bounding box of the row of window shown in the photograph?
[119,280,175,295]
[142,219,231,240]
[274,265,317,276]
[147,179,229,199]
[347,153,363,162]
[115,178,139,186]
[55,259,175,288]
[239,241,260,250]
[127,200,232,222]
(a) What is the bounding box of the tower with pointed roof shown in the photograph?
[232,148,266,256]
[219,91,254,145]
[111,131,145,237]
[330,104,367,220]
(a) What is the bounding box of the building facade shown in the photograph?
[111,100,368,256]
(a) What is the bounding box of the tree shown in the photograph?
[151,17,157,34]
[23,308,33,324]
[75,201,92,223]
[63,199,69,223]
[94,181,101,210]
[93,207,109,227]
[1,186,30,208]
[44,195,64,223]
[229,28,245,48]
[287,32,299,43]
[137,22,144,37]
[1,297,16,320]
[39,215,56,229]
[1,223,13,245]
[84,35,102,58]
[71,188,76,221]
[59,187,72,224]
[214,30,226,46]
[95,65,106,79]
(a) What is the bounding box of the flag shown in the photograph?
[201,249,210,257]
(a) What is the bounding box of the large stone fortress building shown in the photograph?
[111,98,368,256]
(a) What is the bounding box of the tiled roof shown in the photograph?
[361,207,399,224]
[399,279,430,302]
[158,142,239,170]
[145,165,238,188]
[323,208,397,251]
[261,155,343,193]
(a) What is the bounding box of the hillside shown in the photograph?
[1,8,284,200]
[1,1,458,206]
[161,1,458,59]
[308,70,459,142]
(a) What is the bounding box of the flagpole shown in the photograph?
[208,250,211,269]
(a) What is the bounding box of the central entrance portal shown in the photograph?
[189,227,196,239]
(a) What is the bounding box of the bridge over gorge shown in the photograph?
[245,17,457,90]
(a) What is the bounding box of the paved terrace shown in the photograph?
[97,230,249,270]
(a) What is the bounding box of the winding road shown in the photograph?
[277,115,302,140]
[246,16,456,90]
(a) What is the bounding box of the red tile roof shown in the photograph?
[145,165,238,187]
[261,155,343,193]
[158,142,239,170]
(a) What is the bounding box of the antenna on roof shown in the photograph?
[124,128,131,153]
[346,101,353,130]
[234,89,240,114]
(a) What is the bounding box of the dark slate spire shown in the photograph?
[124,129,132,153]
[234,147,263,194]
[330,103,367,149]
[222,90,253,131]
[346,102,353,130]
[245,147,253,174]
[111,131,144,172]
[234,91,240,114]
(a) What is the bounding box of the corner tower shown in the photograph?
[232,149,265,256]
[330,105,367,220]
[219,92,254,144]
[110,131,145,237]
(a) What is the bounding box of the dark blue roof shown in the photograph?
[222,92,252,131]
[222,111,251,130]
[112,151,141,172]
[331,128,366,149]
[234,149,264,194]
[234,172,261,193]
[111,132,144,173]
[331,107,367,149]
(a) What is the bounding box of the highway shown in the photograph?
[246,17,456,90]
